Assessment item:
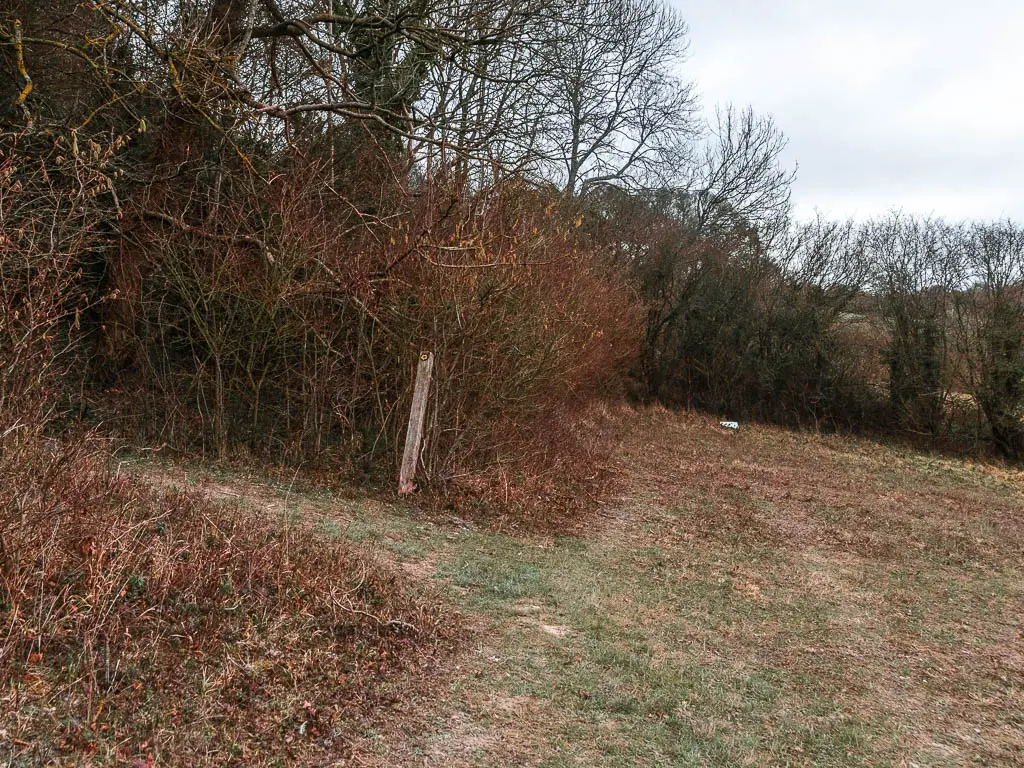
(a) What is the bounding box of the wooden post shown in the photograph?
[399,351,434,495]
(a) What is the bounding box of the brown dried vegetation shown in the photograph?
[0,437,455,765]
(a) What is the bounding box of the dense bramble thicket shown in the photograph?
[0,59,449,764]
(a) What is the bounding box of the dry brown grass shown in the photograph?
[602,406,1024,765]
[613,405,1023,560]
[20,407,1020,766]
[326,405,1023,765]
[0,437,456,766]
[431,400,632,536]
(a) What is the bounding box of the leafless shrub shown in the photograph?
[118,160,640,497]
[0,131,107,439]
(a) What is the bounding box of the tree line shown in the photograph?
[2,0,1022,508]
[631,208,1024,460]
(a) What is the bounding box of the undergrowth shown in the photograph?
[0,436,455,765]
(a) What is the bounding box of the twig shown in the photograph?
[10,20,33,127]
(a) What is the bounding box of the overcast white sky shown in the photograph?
[673,0,1024,222]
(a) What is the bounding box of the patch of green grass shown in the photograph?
[373,515,889,766]
[813,504,854,526]
[436,538,556,606]
[304,491,896,764]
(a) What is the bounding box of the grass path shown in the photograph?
[138,409,1024,766]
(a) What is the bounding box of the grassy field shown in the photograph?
[135,407,1023,766]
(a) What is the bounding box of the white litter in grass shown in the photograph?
[719,421,739,430]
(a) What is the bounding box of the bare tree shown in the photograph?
[677,105,794,247]
[782,215,867,294]
[76,0,529,157]
[526,0,697,196]
[414,0,549,181]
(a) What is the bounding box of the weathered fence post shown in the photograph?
[399,351,434,495]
